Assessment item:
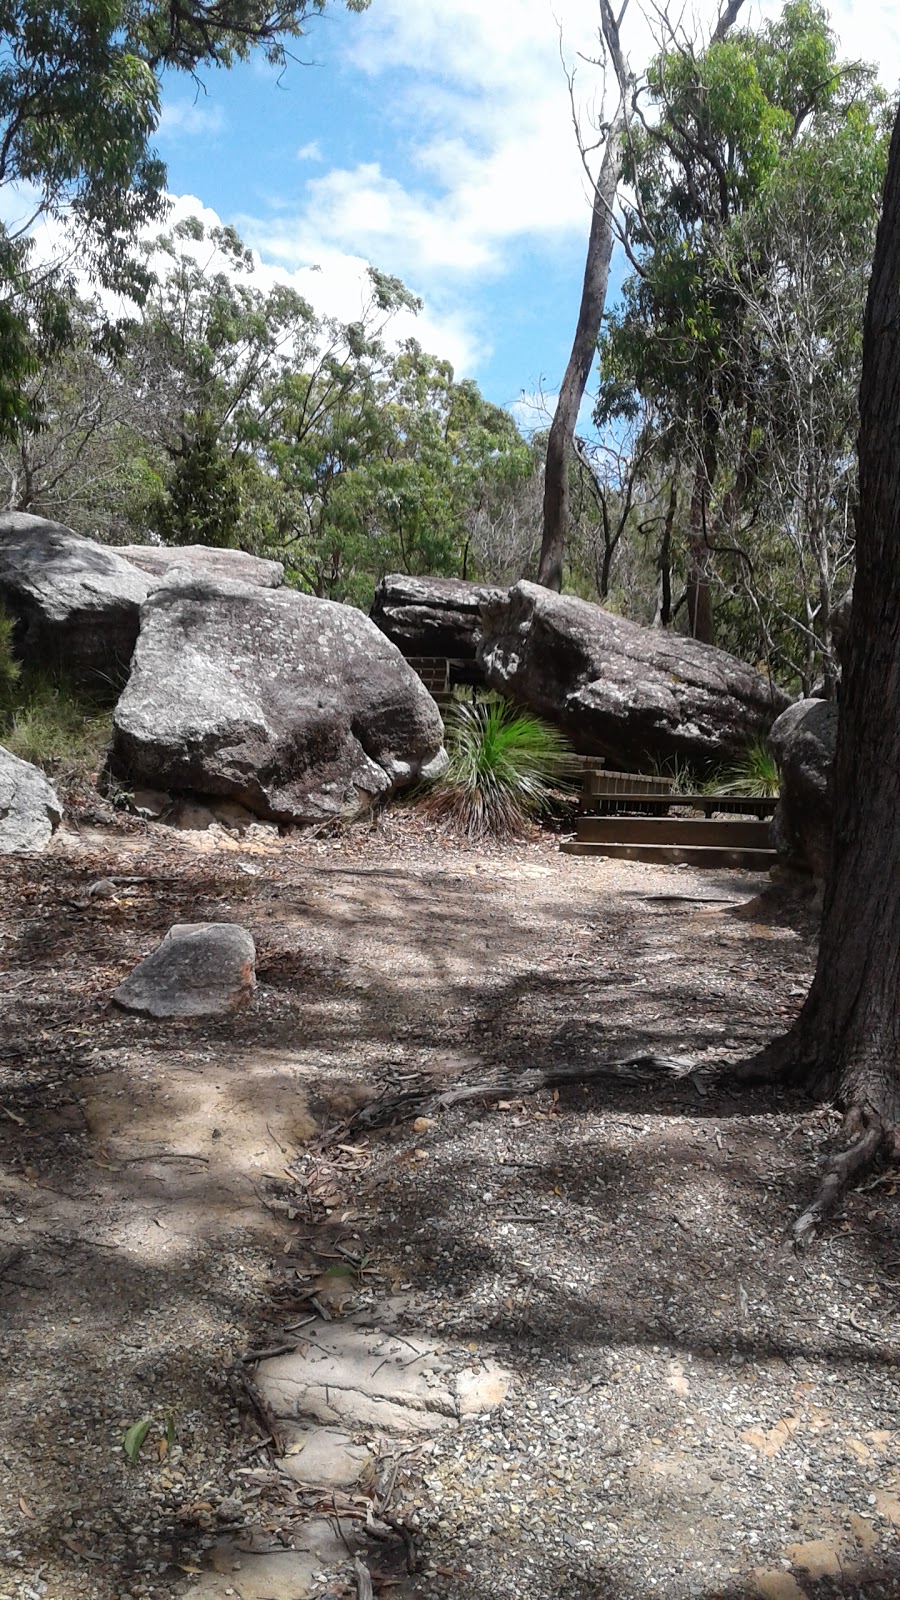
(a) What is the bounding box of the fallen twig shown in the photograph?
[354,1557,374,1600]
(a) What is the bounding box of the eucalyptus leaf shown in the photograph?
[123,1417,152,1463]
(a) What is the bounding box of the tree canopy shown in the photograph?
[0,0,368,436]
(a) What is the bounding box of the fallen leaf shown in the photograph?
[18,1496,34,1518]
[413,1117,436,1133]
[123,1417,152,1463]
[741,1416,802,1456]
[845,1437,871,1464]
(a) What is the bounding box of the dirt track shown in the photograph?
[1,811,898,1600]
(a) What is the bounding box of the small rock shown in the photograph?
[111,922,256,1019]
[0,745,62,853]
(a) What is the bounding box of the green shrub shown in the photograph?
[713,740,780,798]
[421,697,573,839]
[0,606,20,693]
[1,670,112,796]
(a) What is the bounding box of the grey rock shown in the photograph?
[111,573,446,824]
[112,922,256,1018]
[769,698,838,878]
[0,512,151,687]
[192,1519,361,1600]
[478,580,789,765]
[279,1424,374,1490]
[117,543,284,589]
[256,1320,509,1437]
[0,745,63,852]
[371,572,505,660]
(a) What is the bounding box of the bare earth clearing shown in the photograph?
[1,810,898,1600]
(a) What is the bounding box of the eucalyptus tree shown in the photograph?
[596,1,883,645]
[0,0,368,437]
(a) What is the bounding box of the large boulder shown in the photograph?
[769,698,838,878]
[117,544,284,589]
[0,512,152,687]
[478,581,789,766]
[0,746,63,852]
[112,923,256,1018]
[111,573,447,824]
[371,574,505,660]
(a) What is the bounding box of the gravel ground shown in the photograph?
[0,806,898,1600]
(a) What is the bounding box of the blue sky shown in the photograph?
[153,0,896,427]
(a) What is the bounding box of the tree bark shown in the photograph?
[537,114,624,592]
[744,103,900,1239]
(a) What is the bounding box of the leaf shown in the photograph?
[166,1414,176,1451]
[321,1263,355,1280]
[123,1417,152,1463]
[741,1416,801,1456]
[18,1496,35,1518]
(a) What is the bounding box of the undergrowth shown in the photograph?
[420,696,573,839]
[714,740,780,797]
[0,654,113,799]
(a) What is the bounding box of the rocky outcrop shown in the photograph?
[478,581,788,766]
[111,573,446,824]
[0,512,152,687]
[0,746,63,852]
[769,699,838,877]
[371,573,505,660]
[118,544,284,589]
[112,923,256,1018]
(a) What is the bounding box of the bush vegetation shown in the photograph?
[420,696,573,840]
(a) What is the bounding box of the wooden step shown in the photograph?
[561,840,777,869]
[584,770,674,796]
[575,816,771,849]
[579,791,777,817]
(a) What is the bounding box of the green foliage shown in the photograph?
[0,669,112,795]
[714,741,780,797]
[591,1,886,684]
[421,698,573,840]
[122,1418,152,1464]
[0,605,20,692]
[0,0,369,440]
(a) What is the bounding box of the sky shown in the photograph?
[151,0,899,426]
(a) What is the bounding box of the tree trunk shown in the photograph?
[685,440,717,644]
[537,115,624,592]
[744,103,900,1242]
[653,477,677,627]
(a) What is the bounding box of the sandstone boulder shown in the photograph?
[769,698,838,877]
[371,573,505,660]
[111,573,446,823]
[0,745,63,852]
[0,512,151,686]
[117,544,284,589]
[478,581,788,766]
[112,922,256,1018]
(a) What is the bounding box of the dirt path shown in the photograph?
[0,812,898,1600]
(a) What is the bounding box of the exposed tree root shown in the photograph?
[790,1116,888,1250]
[326,1053,697,1138]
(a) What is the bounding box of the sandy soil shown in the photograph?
[0,810,897,1600]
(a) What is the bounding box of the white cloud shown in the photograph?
[510,389,559,435]
[160,194,485,378]
[295,140,324,162]
[156,100,226,141]
[242,0,616,286]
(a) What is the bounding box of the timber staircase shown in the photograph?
[562,768,778,870]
